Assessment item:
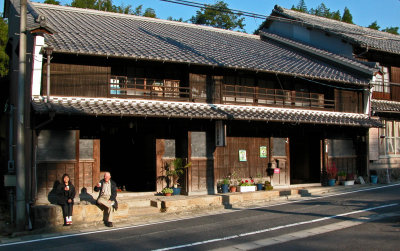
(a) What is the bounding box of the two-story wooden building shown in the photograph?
[262,5,400,183]
[5,1,381,204]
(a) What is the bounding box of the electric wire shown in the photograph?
[159,0,400,41]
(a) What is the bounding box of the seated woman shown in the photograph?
[57,173,76,226]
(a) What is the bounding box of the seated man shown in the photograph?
[94,172,118,227]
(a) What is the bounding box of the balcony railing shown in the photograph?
[108,76,335,110]
[109,76,190,101]
[222,85,335,110]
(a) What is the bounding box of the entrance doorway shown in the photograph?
[290,135,320,184]
[100,131,156,192]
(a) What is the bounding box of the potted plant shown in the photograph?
[229,169,239,192]
[264,180,273,191]
[220,176,230,193]
[337,171,346,184]
[326,163,338,186]
[255,173,263,191]
[237,179,256,192]
[344,173,355,186]
[167,158,191,195]
[370,170,378,184]
[161,187,173,196]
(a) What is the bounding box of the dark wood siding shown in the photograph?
[43,63,111,97]
[214,137,270,181]
[335,89,362,113]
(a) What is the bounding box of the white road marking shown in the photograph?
[210,212,400,251]
[153,203,398,251]
[0,183,399,247]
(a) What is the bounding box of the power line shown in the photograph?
[159,0,400,41]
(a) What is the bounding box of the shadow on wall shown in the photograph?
[47,180,60,204]
[80,187,96,204]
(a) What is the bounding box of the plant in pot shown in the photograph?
[167,158,191,195]
[161,187,173,196]
[229,169,239,192]
[344,173,355,186]
[337,171,346,184]
[326,163,338,186]
[370,170,378,184]
[220,176,230,193]
[264,180,273,191]
[255,173,263,191]
[238,179,256,192]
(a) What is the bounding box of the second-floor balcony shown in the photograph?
[107,76,335,110]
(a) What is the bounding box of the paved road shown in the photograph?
[1,184,399,251]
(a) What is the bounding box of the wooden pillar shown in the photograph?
[74,131,80,196]
[92,139,100,188]
[187,131,192,194]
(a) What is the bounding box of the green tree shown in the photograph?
[44,0,60,5]
[331,10,341,20]
[167,16,184,22]
[382,26,399,35]
[114,4,133,14]
[190,1,245,31]
[310,3,331,17]
[292,0,308,13]
[368,21,380,30]
[0,17,8,77]
[134,5,143,15]
[143,8,156,18]
[341,7,353,24]
[70,0,97,9]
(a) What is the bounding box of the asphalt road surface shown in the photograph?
[1,184,399,251]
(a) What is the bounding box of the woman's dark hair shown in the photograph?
[61,173,71,184]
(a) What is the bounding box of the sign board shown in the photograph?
[260,146,267,158]
[274,168,280,174]
[239,150,247,162]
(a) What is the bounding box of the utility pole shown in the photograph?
[16,0,27,230]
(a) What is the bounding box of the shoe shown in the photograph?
[107,222,113,227]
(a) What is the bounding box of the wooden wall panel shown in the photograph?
[335,89,362,113]
[43,63,111,97]
[391,66,400,83]
[369,128,379,161]
[214,137,270,181]
[36,161,77,204]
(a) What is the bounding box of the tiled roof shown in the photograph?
[259,31,378,76]
[27,2,374,85]
[371,99,400,113]
[270,5,400,55]
[31,96,381,127]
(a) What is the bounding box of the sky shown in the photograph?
[1,0,399,34]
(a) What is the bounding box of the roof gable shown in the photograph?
[269,5,400,55]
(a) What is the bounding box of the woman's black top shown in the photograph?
[57,182,76,205]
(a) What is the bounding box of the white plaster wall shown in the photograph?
[31,36,44,96]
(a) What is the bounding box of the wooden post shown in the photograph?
[92,139,100,190]
[74,131,80,196]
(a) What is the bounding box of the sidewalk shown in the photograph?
[0,183,393,244]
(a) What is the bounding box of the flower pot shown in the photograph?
[256,183,263,191]
[164,193,172,196]
[371,175,378,184]
[238,186,256,192]
[343,180,355,186]
[229,186,237,192]
[172,187,181,195]
[221,184,229,193]
[328,179,336,186]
